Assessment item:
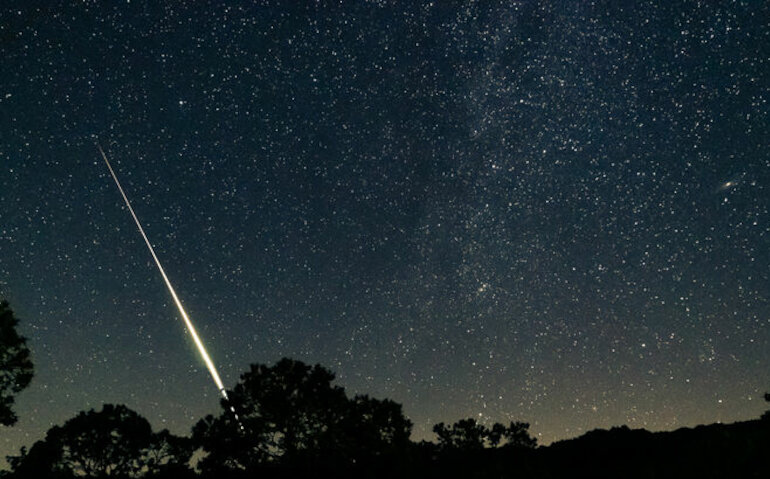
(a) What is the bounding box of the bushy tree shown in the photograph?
[334,394,413,461]
[489,421,538,449]
[143,429,194,477]
[8,404,192,478]
[0,300,34,426]
[193,358,412,474]
[433,418,537,451]
[433,418,488,450]
[7,439,67,479]
[52,404,152,477]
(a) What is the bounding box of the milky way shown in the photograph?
[0,1,767,463]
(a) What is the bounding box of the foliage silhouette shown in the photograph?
[0,300,34,426]
[433,417,536,451]
[4,352,767,478]
[490,421,538,449]
[434,418,487,450]
[7,404,192,479]
[6,439,66,479]
[192,357,412,475]
[142,429,195,478]
[339,394,413,456]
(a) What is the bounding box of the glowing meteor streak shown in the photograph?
[97,144,230,403]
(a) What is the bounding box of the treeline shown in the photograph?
[3,357,538,479]
[2,301,769,478]
[4,357,770,479]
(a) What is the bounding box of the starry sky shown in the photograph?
[1,0,768,463]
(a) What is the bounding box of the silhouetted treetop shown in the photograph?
[0,300,34,426]
[434,418,488,450]
[493,421,538,449]
[7,404,192,479]
[433,418,537,451]
[193,357,412,474]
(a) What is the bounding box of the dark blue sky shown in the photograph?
[1,0,767,462]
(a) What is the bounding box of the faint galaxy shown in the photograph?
[0,0,768,462]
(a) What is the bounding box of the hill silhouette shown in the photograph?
[405,420,769,479]
[537,420,769,479]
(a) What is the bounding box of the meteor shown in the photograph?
[97,144,231,404]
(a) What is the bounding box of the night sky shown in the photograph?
[1,1,768,463]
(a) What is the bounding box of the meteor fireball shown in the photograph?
[97,144,231,403]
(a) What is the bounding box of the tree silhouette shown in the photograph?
[762,392,770,421]
[491,421,538,449]
[434,418,537,451]
[434,418,488,450]
[193,357,412,474]
[8,404,192,478]
[6,439,65,479]
[346,394,413,448]
[53,404,152,477]
[143,429,194,477]
[333,394,413,464]
[0,300,34,426]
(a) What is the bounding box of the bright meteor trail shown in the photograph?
[97,144,230,403]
